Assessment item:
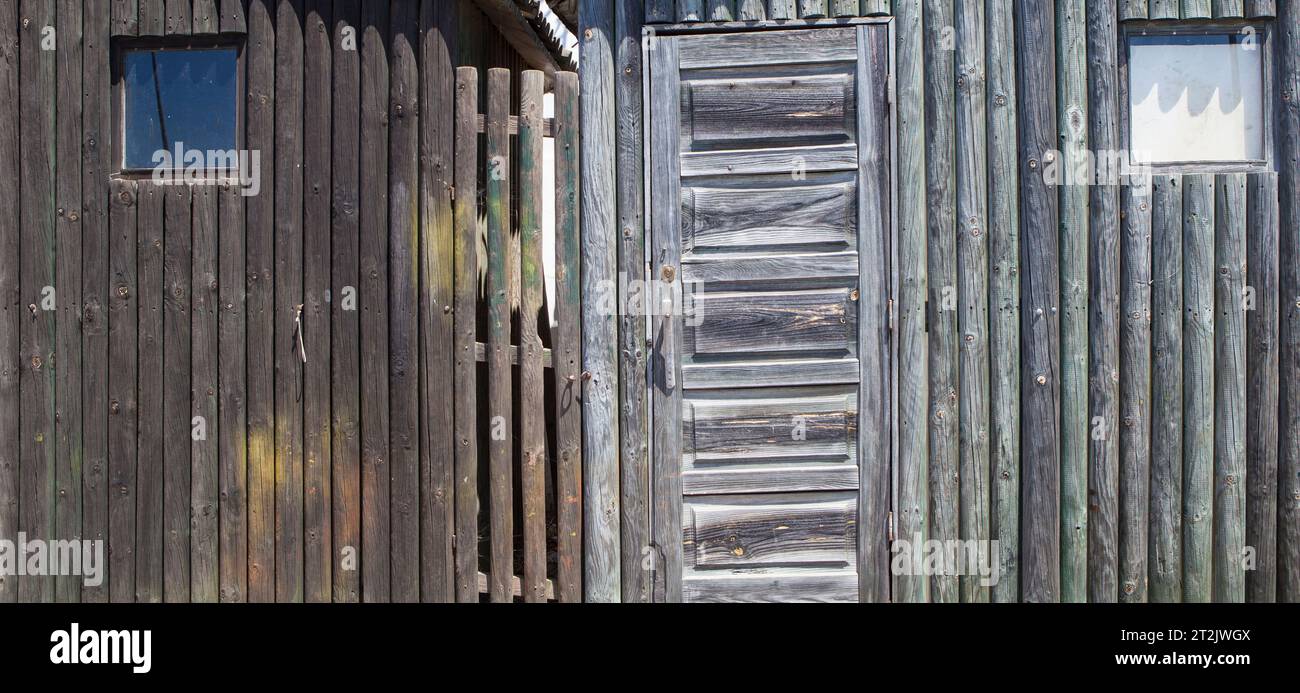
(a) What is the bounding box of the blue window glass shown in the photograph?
[122,47,238,170]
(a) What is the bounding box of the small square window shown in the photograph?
[120,45,240,171]
[1126,28,1267,167]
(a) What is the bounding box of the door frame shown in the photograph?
[641,18,898,602]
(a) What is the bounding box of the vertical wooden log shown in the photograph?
[486,68,513,604]
[331,0,361,605]
[893,0,929,604]
[1150,175,1183,602]
[616,0,649,604]
[163,184,192,603]
[1150,0,1180,18]
[193,0,218,31]
[111,0,138,34]
[645,0,672,23]
[387,0,419,604]
[1182,173,1215,603]
[580,0,622,603]
[1213,174,1247,602]
[1244,1,1276,19]
[737,0,764,20]
[1016,0,1061,602]
[830,0,855,18]
[707,0,733,21]
[955,0,990,604]
[1086,0,1121,604]
[107,180,139,603]
[1182,0,1212,19]
[82,0,111,605]
[218,180,246,602]
[135,185,164,603]
[220,0,246,31]
[924,0,958,605]
[164,0,190,33]
[797,0,825,19]
[1118,1,1148,20]
[191,186,220,603]
[1211,0,1243,18]
[0,0,22,603]
[519,71,547,604]
[986,0,1020,603]
[303,0,333,604]
[139,0,164,35]
[274,0,305,604]
[359,0,391,602]
[677,0,701,21]
[1245,173,1279,602]
[418,0,456,605]
[452,66,479,603]
[863,0,889,15]
[553,72,583,604]
[766,0,794,20]
[244,0,276,603]
[1119,182,1152,603]
[1276,0,1300,605]
[1055,0,1088,603]
[54,0,83,604]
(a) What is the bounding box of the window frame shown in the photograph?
[1119,19,1274,175]
[111,35,246,178]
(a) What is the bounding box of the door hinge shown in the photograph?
[887,510,895,542]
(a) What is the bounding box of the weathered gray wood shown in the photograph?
[1245,173,1279,602]
[1149,0,1180,18]
[1086,0,1121,604]
[1182,173,1215,603]
[139,0,164,35]
[1244,0,1276,18]
[190,185,219,603]
[274,0,304,604]
[1211,0,1243,18]
[580,0,622,602]
[986,0,1019,603]
[164,0,190,33]
[830,0,854,17]
[418,0,455,604]
[452,66,479,603]
[648,34,682,603]
[553,71,583,603]
[681,77,855,149]
[220,0,246,32]
[894,0,928,604]
[1055,0,1088,603]
[1,0,23,602]
[388,0,419,604]
[519,70,547,604]
[707,0,733,21]
[81,0,111,605]
[53,0,83,604]
[1119,181,1152,603]
[646,0,673,22]
[1016,0,1061,602]
[683,571,858,602]
[192,0,218,32]
[1149,175,1183,603]
[135,184,164,603]
[111,0,138,34]
[1182,0,1212,19]
[616,0,649,604]
[737,0,763,20]
[863,0,888,16]
[677,0,701,21]
[359,0,390,602]
[217,180,246,602]
[244,0,275,603]
[486,67,513,604]
[924,0,958,605]
[684,493,856,567]
[1213,173,1247,602]
[954,2,989,604]
[1275,0,1300,605]
[303,0,332,604]
[857,24,890,604]
[1118,1,1148,20]
[107,179,138,603]
[331,0,361,605]
[798,0,825,19]
[766,0,795,20]
[162,184,192,603]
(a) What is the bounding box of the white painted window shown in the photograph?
[1127,31,1264,165]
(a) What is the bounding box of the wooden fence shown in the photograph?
[452,66,583,603]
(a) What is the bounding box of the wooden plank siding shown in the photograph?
[1,1,577,604]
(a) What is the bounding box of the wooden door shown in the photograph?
[648,25,892,602]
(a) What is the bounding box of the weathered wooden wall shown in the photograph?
[0,0,577,603]
[590,0,1300,601]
